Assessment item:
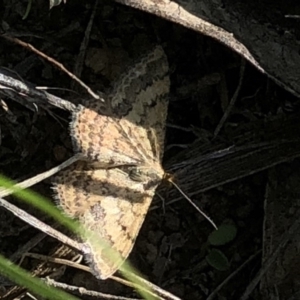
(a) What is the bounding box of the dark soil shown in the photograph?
[0,1,298,299]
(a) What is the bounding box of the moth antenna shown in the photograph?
[169,179,218,230]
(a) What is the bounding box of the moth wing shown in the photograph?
[71,46,170,164]
[53,161,157,279]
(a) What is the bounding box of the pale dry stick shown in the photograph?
[19,237,78,266]
[285,14,300,18]
[206,250,261,300]
[24,252,90,273]
[109,277,166,300]
[239,219,300,300]
[35,86,80,94]
[0,154,81,198]
[0,196,82,251]
[25,253,180,300]
[27,293,42,300]
[214,59,246,137]
[119,273,181,300]
[0,70,76,112]
[45,278,141,300]
[51,273,166,300]
[1,34,101,100]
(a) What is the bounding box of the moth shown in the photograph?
[53,46,170,279]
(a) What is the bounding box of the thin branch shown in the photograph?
[0,69,76,111]
[0,196,82,251]
[1,34,101,100]
[214,59,246,137]
[0,154,81,198]
[45,278,142,300]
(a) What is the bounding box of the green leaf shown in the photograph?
[0,254,80,300]
[22,0,32,20]
[208,224,237,246]
[206,249,230,271]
